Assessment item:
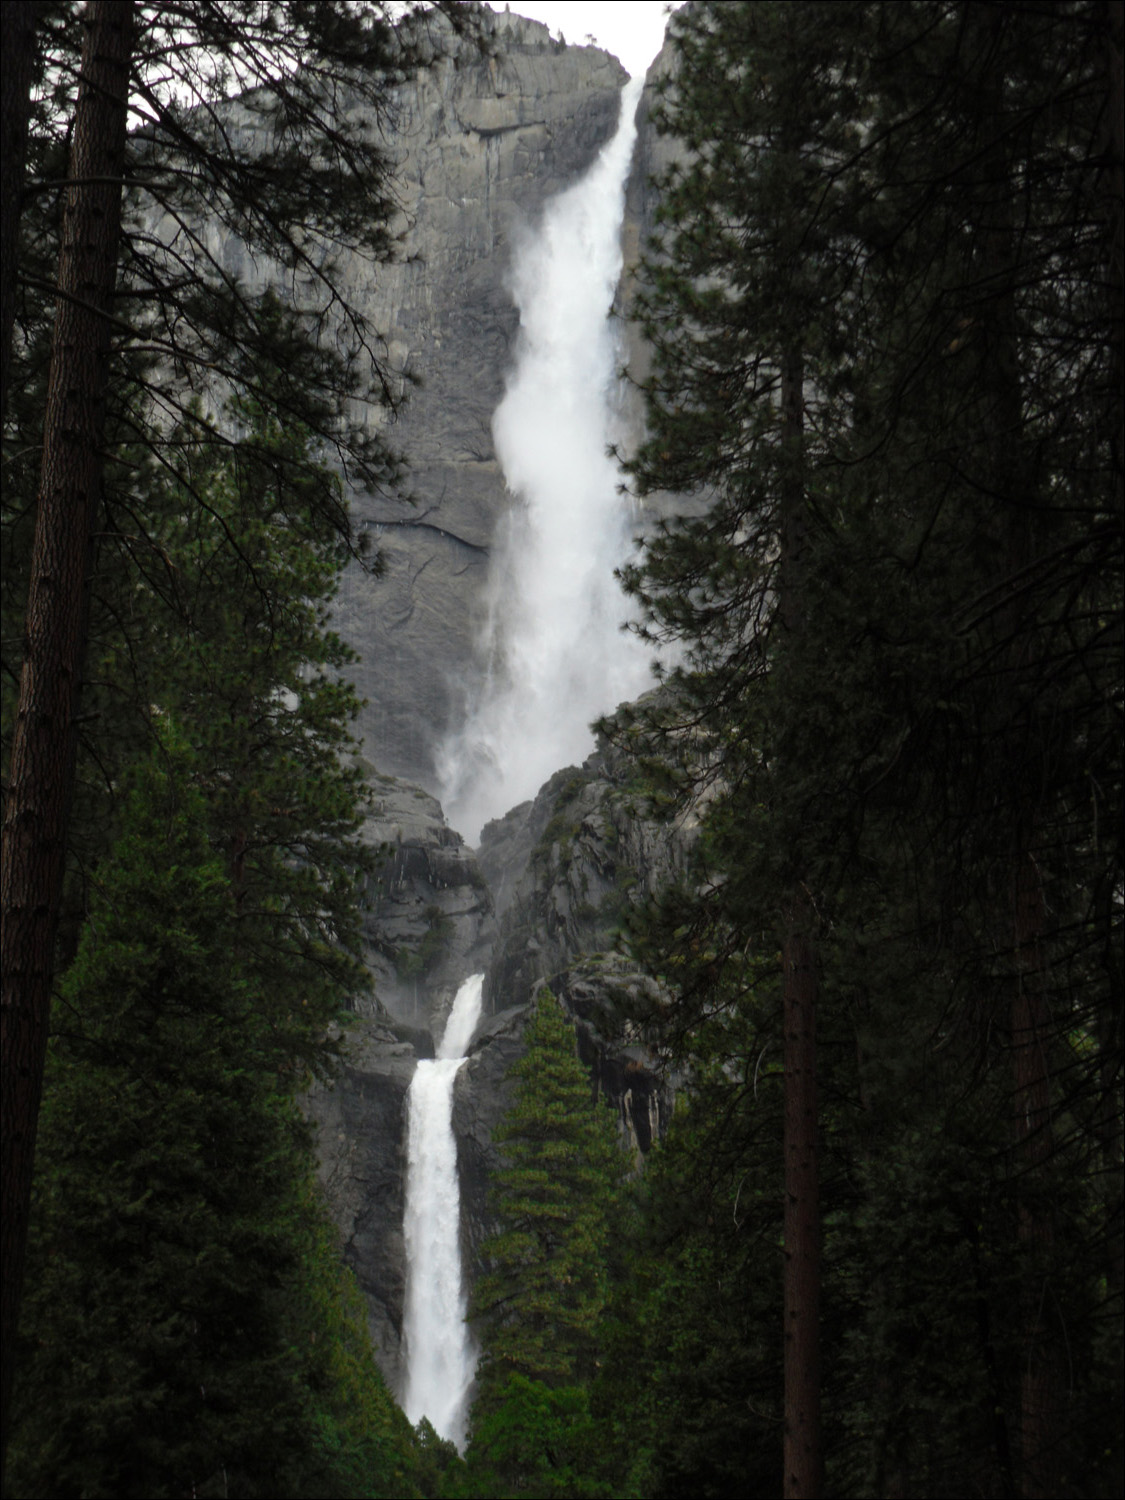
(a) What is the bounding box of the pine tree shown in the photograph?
[594,1050,786,1500]
[622,7,872,1488]
[472,990,626,1389]
[1,7,136,1461]
[107,376,377,1045]
[464,989,628,1497]
[0,6,476,1458]
[6,743,415,1498]
[614,2,1123,1493]
[5,392,422,1493]
[9,750,310,1497]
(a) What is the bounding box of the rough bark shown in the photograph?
[0,0,134,1470]
[968,16,1062,1483]
[779,346,822,1498]
[782,895,822,1500]
[1011,851,1056,1500]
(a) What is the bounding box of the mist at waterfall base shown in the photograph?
[438,75,653,846]
[401,974,485,1449]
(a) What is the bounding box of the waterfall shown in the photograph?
[438,75,652,845]
[401,973,485,1448]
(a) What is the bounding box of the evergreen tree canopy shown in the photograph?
[94,377,377,1051]
[607,2,1124,1494]
[463,989,629,1497]
[4,336,405,1494]
[7,742,419,1499]
[5,0,474,500]
[1,5,479,1458]
[471,989,627,1391]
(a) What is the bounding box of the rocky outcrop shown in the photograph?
[310,722,693,1383]
[305,1014,417,1391]
[618,21,685,439]
[308,769,494,1380]
[354,768,495,1035]
[483,727,693,1018]
[478,716,696,1160]
[452,1003,530,1282]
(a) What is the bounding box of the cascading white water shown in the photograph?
[438,75,653,845]
[401,973,485,1449]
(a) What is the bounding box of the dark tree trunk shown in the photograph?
[0,0,39,423]
[779,346,823,1498]
[1105,1,1124,533]
[965,15,1064,1484]
[1095,15,1124,1459]
[1011,851,1056,1500]
[783,895,822,1500]
[0,0,134,1472]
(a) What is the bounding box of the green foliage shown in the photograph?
[452,1377,604,1500]
[6,408,410,1495]
[82,381,376,1043]
[293,1214,423,1498]
[601,1,1124,1494]
[7,750,407,1498]
[2,8,488,1492]
[465,990,629,1495]
[471,991,627,1389]
[412,1418,463,1498]
[595,1078,784,1500]
[2,2,463,792]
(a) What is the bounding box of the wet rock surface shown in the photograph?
[311,730,692,1387]
[354,769,495,1036]
[484,730,694,1020]
[453,1004,531,1280]
[305,1016,417,1392]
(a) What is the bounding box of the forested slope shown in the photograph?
[589,3,1123,1496]
[0,3,475,1492]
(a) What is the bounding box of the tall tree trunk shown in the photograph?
[1011,850,1056,1500]
[966,13,1062,1486]
[0,1,40,424]
[1104,1,1124,534]
[1096,12,1124,1457]
[779,346,823,1498]
[783,894,822,1499]
[0,0,134,1472]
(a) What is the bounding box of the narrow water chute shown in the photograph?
[401,972,485,1448]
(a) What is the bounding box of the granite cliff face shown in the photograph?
[478,720,692,1158]
[191,6,678,801]
[354,771,495,1026]
[299,9,692,1400]
[330,7,630,790]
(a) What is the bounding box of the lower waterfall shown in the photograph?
[401,973,485,1448]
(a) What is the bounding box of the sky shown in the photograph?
[482,1,679,79]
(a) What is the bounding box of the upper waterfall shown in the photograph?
[437,75,653,845]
